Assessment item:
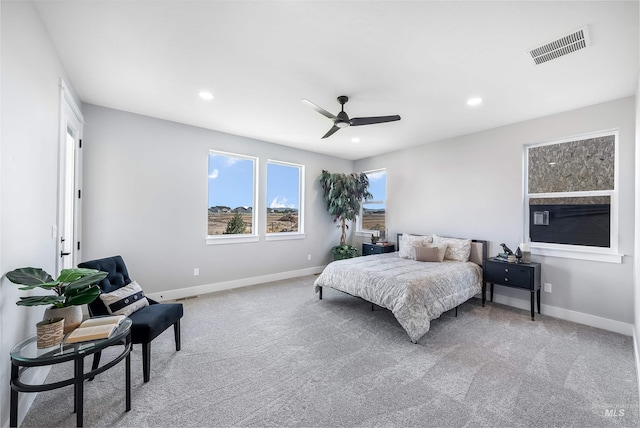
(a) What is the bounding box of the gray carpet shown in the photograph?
[20,275,639,427]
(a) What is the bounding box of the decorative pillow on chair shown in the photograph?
[415,243,448,262]
[99,280,149,316]
[432,235,472,262]
[399,234,433,260]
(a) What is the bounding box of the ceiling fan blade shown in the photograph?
[302,99,337,120]
[321,125,341,139]
[350,115,401,126]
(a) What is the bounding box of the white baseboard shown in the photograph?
[491,293,634,336]
[148,268,635,337]
[146,265,326,302]
[2,366,51,427]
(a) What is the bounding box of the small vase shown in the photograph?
[43,305,83,333]
[36,317,64,348]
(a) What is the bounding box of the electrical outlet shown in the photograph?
[193,268,199,276]
[307,254,312,261]
[543,283,552,293]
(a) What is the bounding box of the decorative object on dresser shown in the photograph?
[5,267,108,333]
[483,258,541,320]
[362,243,395,256]
[519,242,532,263]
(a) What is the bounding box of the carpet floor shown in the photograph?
[20,275,639,427]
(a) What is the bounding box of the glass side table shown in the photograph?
[10,318,132,427]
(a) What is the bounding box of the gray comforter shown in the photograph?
[313,253,482,342]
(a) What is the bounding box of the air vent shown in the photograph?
[529,26,591,65]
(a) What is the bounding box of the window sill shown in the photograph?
[206,235,259,245]
[265,233,306,241]
[531,244,623,263]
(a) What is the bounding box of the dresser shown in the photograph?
[483,258,541,320]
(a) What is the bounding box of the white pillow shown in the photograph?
[99,280,149,316]
[432,235,472,262]
[398,234,433,260]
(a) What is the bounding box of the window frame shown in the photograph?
[265,159,306,241]
[356,168,387,237]
[523,129,621,263]
[206,150,259,245]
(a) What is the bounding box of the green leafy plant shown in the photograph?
[224,212,247,234]
[5,267,108,308]
[319,170,372,259]
[330,244,360,260]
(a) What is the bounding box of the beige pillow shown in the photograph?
[398,234,433,260]
[432,235,471,262]
[415,244,447,262]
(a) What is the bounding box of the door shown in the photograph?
[57,82,84,273]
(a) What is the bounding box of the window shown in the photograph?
[359,168,387,238]
[266,160,304,238]
[524,130,620,262]
[207,151,257,242]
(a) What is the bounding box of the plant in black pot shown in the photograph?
[6,267,108,333]
[319,170,372,261]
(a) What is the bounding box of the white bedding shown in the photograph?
[313,252,482,342]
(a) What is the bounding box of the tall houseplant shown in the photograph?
[319,170,372,260]
[6,267,108,332]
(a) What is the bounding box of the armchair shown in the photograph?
[78,255,183,383]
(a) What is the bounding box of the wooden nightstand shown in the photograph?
[362,243,395,256]
[483,258,541,320]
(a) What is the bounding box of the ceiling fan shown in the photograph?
[302,95,401,139]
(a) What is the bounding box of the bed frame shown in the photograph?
[317,233,488,311]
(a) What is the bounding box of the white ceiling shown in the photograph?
[34,1,639,161]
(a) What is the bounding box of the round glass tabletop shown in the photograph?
[10,318,132,364]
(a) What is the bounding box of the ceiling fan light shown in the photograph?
[335,121,349,128]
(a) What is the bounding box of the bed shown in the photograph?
[314,233,487,343]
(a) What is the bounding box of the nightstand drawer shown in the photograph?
[362,243,395,255]
[483,261,533,290]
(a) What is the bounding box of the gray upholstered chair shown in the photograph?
[78,255,183,382]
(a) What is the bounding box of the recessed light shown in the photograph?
[199,91,214,100]
[466,97,482,106]
[352,137,360,143]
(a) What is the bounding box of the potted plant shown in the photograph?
[6,267,108,333]
[319,170,373,260]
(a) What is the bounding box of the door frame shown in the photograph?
[56,79,85,275]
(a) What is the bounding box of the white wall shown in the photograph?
[355,97,636,331]
[0,1,81,425]
[80,104,352,296]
